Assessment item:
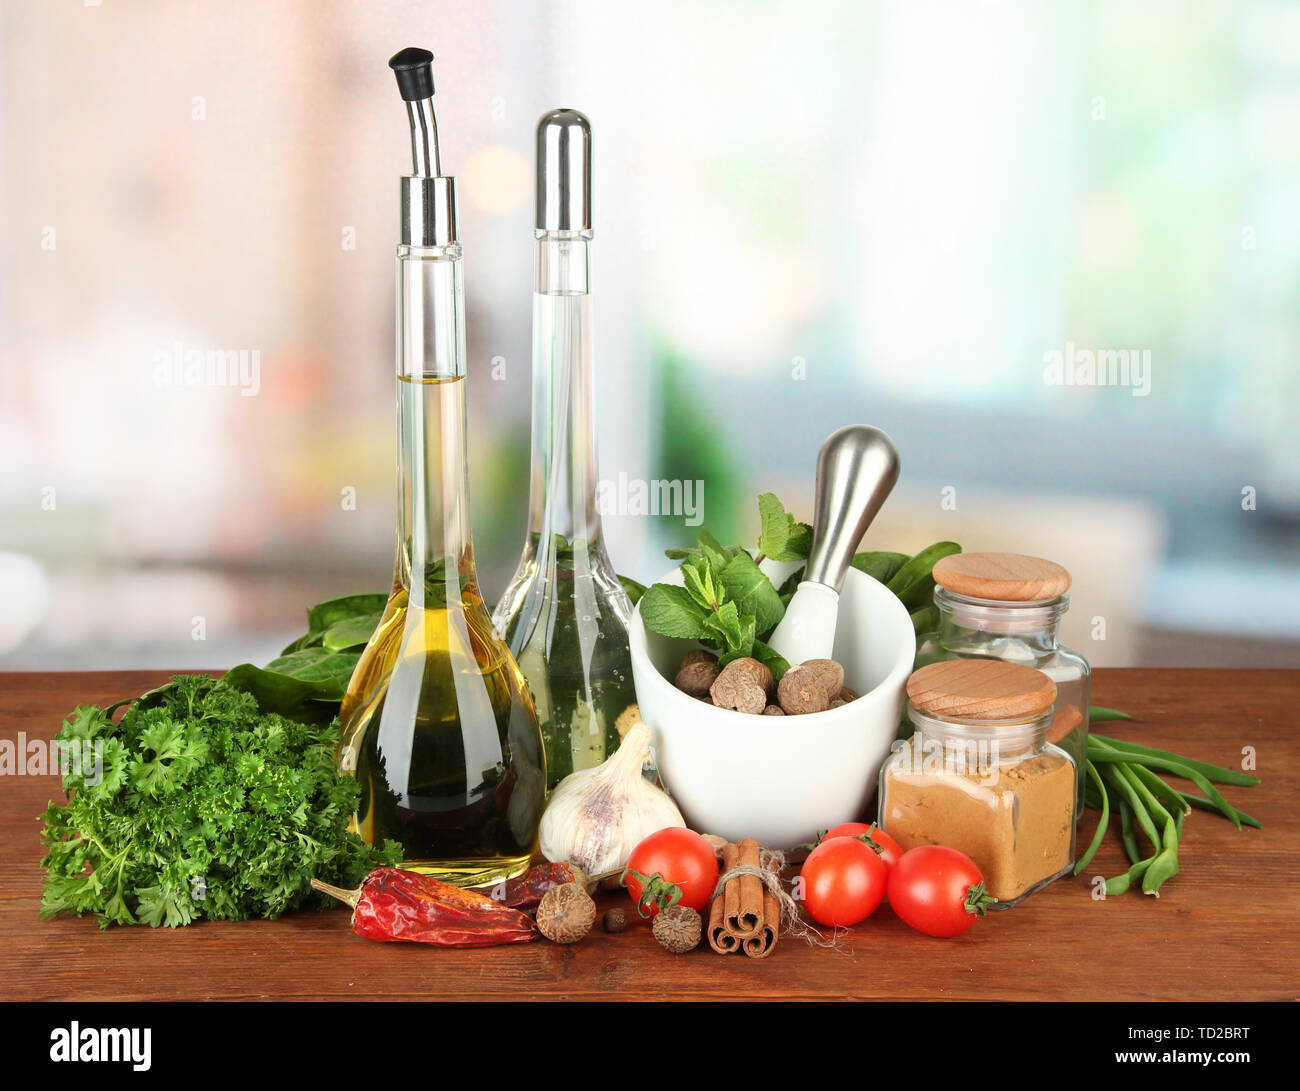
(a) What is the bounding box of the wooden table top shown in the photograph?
[2,668,1296,1002]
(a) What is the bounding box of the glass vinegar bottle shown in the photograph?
[337,49,544,885]
[493,110,638,790]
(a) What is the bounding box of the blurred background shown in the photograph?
[1,0,1297,671]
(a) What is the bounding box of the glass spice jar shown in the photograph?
[915,552,1091,817]
[879,659,1077,908]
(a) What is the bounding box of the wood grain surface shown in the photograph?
[1,669,1296,1002]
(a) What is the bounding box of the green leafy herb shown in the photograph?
[618,575,648,607]
[637,493,959,680]
[756,493,813,562]
[40,673,400,928]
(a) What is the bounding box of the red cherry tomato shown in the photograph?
[886,845,996,938]
[820,823,904,872]
[800,835,888,927]
[623,828,719,918]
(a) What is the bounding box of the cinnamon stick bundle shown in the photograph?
[707,838,781,958]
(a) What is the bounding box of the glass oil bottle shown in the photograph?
[493,109,638,790]
[337,48,544,886]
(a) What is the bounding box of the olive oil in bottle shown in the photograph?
[337,50,543,886]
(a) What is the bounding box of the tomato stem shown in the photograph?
[620,868,684,918]
[964,881,998,917]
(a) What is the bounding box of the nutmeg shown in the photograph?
[536,882,596,944]
[762,704,785,716]
[709,657,774,715]
[675,650,720,698]
[800,659,845,701]
[652,905,702,953]
[602,907,628,934]
[777,665,831,715]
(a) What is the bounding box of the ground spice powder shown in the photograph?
[882,749,1075,903]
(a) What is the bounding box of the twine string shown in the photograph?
[708,848,839,948]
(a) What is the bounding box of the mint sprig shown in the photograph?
[638,494,962,681]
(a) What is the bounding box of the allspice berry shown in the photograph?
[602,907,628,934]
[537,882,596,944]
[652,905,702,954]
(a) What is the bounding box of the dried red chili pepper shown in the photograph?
[311,868,537,947]
[489,862,582,910]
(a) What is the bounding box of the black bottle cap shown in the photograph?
[389,47,434,101]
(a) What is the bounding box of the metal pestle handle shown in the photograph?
[803,425,900,591]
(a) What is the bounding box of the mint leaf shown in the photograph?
[681,555,721,611]
[717,614,757,666]
[751,639,791,682]
[640,584,708,639]
[719,552,785,638]
[701,600,744,649]
[757,493,812,562]
[697,529,736,576]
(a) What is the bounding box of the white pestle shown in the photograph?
[767,425,900,666]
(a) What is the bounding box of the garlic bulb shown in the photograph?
[538,722,684,876]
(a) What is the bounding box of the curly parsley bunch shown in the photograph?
[40,673,400,928]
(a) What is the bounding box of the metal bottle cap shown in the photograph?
[390,47,458,247]
[535,108,592,233]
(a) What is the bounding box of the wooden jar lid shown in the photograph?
[932,552,1071,602]
[907,660,1057,721]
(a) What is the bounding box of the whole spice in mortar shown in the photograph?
[653,905,702,953]
[536,882,596,944]
[675,649,721,698]
[311,868,536,947]
[709,657,774,714]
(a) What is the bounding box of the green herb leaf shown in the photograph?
[697,529,736,577]
[618,575,647,606]
[680,555,721,611]
[39,673,399,929]
[321,613,383,652]
[757,493,812,562]
[305,593,389,636]
[751,639,791,682]
[851,551,910,584]
[701,600,745,649]
[719,552,785,638]
[639,584,708,639]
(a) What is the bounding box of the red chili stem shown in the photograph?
[310,878,361,909]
